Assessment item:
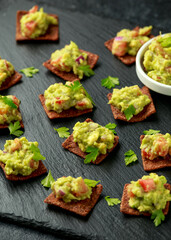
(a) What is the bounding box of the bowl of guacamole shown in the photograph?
[136,33,171,96]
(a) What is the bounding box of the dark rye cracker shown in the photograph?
[140,135,171,171]
[16,11,59,41]
[43,50,99,82]
[39,94,92,119]
[62,118,119,164]
[120,183,170,216]
[107,86,156,122]
[44,184,103,216]
[0,161,47,181]
[0,71,22,91]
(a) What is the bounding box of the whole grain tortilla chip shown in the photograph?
[43,50,99,82]
[44,184,103,216]
[16,10,59,41]
[120,183,170,216]
[107,86,156,122]
[39,94,93,119]
[0,160,47,181]
[62,118,119,164]
[0,71,22,91]
[140,135,171,171]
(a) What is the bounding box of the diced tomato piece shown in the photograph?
[142,149,156,160]
[25,21,37,31]
[55,98,65,105]
[139,179,156,192]
[113,40,127,57]
[29,5,38,13]
[0,109,8,114]
[128,191,135,198]
[77,101,86,107]
[155,136,169,157]
[4,60,9,70]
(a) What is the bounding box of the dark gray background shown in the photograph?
[0,0,171,239]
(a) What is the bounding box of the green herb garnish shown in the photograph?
[20,67,39,77]
[158,37,171,48]
[78,65,95,77]
[105,123,117,134]
[124,105,136,121]
[84,146,99,164]
[84,179,100,187]
[30,143,46,161]
[101,76,119,89]
[151,209,165,227]
[41,170,55,188]
[143,129,161,135]
[124,149,138,166]
[54,127,70,138]
[105,196,121,206]
[0,95,17,109]
[8,121,23,137]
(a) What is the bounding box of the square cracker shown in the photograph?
[44,184,103,216]
[107,86,156,122]
[16,10,59,41]
[120,183,170,216]
[140,135,171,171]
[0,161,47,181]
[62,118,119,164]
[39,94,92,119]
[43,50,99,82]
[0,71,22,91]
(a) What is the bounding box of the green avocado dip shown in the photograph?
[128,173,171,214]
[0,137,45,176]
[112,26,152,56]
[44,82,93,113]
[109,85,151,116]
[50,41,88,79]
[20,5,58,38]
[141,133,171,160]
[51,176,92,203]
[0,95,22,124]
[73,121,115,154]
[0,58,14,87]
[143,33,171,85]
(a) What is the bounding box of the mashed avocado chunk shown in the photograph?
[0,95,22,124]
[0,58,14,87]
[112,26,152,56]
[109,85,151,116]
[50,41,88,79]
[51,176,92,203]
[20,5,58,38]
[128,173,171,213]
[143,33,171,85]
[73,121,115,154]
[141,133,171,160]
[44,82,93,113]
[0,137,44,176]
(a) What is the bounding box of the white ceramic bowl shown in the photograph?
[136,35,171,96]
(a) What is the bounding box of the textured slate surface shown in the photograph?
[0,0,171,239]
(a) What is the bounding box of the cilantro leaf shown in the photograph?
[30,143,46,161]
[105,123,117,134]
[20,67,39,77]
[0,96,17,109]
[151,209,165,227]
[143,129,161,135]
[101,76,119,89]
[84,146,99,164]
[105,196,121,206]
[54,127,70,138]
[124,149,138,166]
[8,121,23,137]
[41,170,55,188]
[77,65,95,77]
[84,179,100,187]
[124,105,136,121]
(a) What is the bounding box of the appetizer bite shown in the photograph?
[44,175,102,216]
[0,137,47,180]
[0,58,22,90]
[39,81,94,119]
[43,41,99,81]
[105,26,153,65]
[107,85,156,122]
[62,118,119,164]
[140,132,171,171]
[16,5,58,41]
[120,173,171,226]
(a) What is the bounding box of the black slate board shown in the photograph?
[0,0,171,239]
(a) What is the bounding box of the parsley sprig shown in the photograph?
[8,121,23,137]
[84,146,99,164]
[30,143,46,161]
[143,129,160,135]
[124,105,136,121]
[77,65,95,77]
[0,96,17,109]
[54,127,70,138]
[105,123,117,134]
[41,170,55,188]
[124,149,138,166]
[20,67,39,77]
[84,179,100,187]
[105,196,121,206]
[101,76,119,89]
[151,209,165,227]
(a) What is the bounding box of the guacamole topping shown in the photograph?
[51,176,92,203]
[112,26,152,56]
[141,133,171,160]
[0,58,14,87]
[20,5,58,38]
[109,85,151,115]
[44,82,93,113]
[73,121,115,154]
[128,173,171,213]
[50,41,88,79]
[143,33,171,85]
[0,137,44,176]
[0,95,22,124]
